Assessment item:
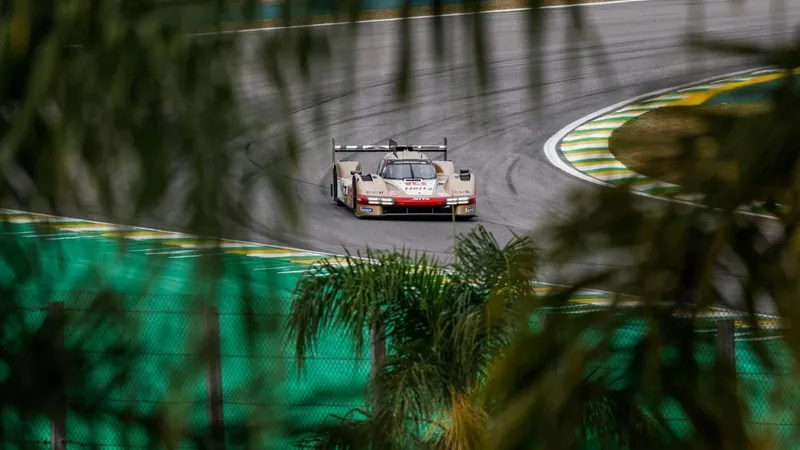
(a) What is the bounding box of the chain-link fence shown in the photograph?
[1,289,369,449]
[538,307,798,448]
[2,290,798,449]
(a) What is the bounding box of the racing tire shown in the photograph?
[350,176,359,216]
[332,168,344,206]
[350,176,367,219]
[333,186,344,206]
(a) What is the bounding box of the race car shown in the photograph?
[330,137,477,219]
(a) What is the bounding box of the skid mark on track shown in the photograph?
[505,155,520,196]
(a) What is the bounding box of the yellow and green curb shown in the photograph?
[0,207,782,331]
[547,67,800,217]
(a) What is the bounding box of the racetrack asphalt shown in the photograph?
[24,0,800,303]
[224,0,800,284]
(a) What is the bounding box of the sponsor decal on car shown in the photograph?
[360,207,374,213]
[452,189,471,194]
[364,190,384,195]
[412,197,431,201]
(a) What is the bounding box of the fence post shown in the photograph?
[716,319,736,367]
[48,302,66,450]
[369,321,386,382]
[369,319,387,411]
[538,311,547,332]
[205,306,225,450]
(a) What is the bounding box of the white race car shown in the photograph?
[330,138,477,219]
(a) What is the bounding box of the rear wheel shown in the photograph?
[332,167,344,205]
[334,187,344,206]
[350,176,359,216]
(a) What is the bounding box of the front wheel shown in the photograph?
[349,177,367,219]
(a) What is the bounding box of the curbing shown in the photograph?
[0,207,782,329]
[544,67,797,219]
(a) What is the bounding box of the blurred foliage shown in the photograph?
[483,27,800,450]
[0,0,799,449]
[0,0,288,448]
[0,0,258,233]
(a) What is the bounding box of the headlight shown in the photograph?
[367,197,394,205]
[446,196,472,205]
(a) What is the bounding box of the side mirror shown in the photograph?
[351,170,361,175]
[459,169,470,174]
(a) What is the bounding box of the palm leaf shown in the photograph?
[291,408,373,450]
[286,226,541,447]
[286,247,447,370]
[451,225,539,293]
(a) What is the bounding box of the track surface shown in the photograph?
[228,0,800,272]
[24,0,800,289]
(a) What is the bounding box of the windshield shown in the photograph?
[382,162,437,180]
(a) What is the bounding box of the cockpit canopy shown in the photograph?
[381,159,437,180]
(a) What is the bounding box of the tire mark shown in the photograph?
[505,155,519,196]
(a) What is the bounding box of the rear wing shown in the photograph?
[332,138,448,165]
[330,137,449,201]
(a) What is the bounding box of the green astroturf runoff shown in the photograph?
[0,208,793,448]
[0,209,368,448]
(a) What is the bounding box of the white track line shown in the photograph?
[198,0,653,35]
[542,67,777,220]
